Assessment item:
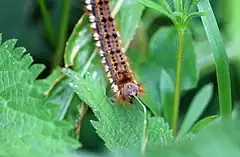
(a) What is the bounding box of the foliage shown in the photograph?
[0,0,239,156]
[0,35,79,157]
[63,68,173,151]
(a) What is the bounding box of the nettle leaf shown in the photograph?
[0,37,79,156]
[0,99,77,157]
[64,69,173,151]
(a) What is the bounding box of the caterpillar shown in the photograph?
[85,0,143,103]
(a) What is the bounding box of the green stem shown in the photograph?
[38,0,55,45]
[54,50,97,121]
[80,50,97,77]
[134,96,148,155]
[53,0,71,68]
[172,29,185,136]
[111,0,124,17]
[173,0,183,12]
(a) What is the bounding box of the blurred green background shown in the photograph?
[0,0,238,154]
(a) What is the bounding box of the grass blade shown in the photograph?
[38,0,55,45]
[177,84,213,139]
[54,0,71,68]
[197,0,232,118]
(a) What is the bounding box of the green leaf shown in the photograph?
[0,101,78,157]
[143,120,240,157]
[63,68,173,151]
[0,37,79,156]
[64,15,94,69]
[177,84,213,139]
[189,0,200,12]
[190,115,219,133]
[149,27,198,89]
[160,69,174,124]
[183,11,206,27]
[0,40,48,119]
[116,0,145,50]
[197,0,232,118]
[63,14,102,123]
[137,0,178,25]
[139,26,198,116]
[43,68,80,121]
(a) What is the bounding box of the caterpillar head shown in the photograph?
[118,82,143,103]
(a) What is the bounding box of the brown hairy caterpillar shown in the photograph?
[85,0,143,103]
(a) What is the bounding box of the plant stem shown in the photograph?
[53,0,71,68]
[172,29,185,136]
[111,0,124,17]
[134,96,148,155]
[38,0,55,45]
[75,103,88,140]
[80,49,97,77]
[54,91,74,121]
[54,50,97,121]
[173,0,183,12]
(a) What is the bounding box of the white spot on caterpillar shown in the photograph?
[121,48,125,53]
[117,31,120,37]
[109,78,113,83]
[104,65,109,71]
[90,15,95,22]
[96,41,101,47]
[86,4,92,11]
[93,32,99,40]
[111,84,119,92]
[85,0,91,4]
[107,72,111,77]
[101,59,106,64]
[93,32,99,37]
[91,23,96,29]
[99,50,104,55]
